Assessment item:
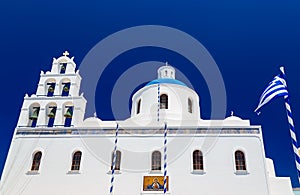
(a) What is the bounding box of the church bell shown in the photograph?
[29,108,39,120]
[48,109,56,118]
[48,86,54,93]
[64,108,73,118]
[63,86,69,92]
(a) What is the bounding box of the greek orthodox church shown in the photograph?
[0,52,294,195]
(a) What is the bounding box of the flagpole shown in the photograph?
[281,67,300,183]
[284,96,300,183]
[109,123,119,195]
[157,84,160,122]
[163,122,168,194]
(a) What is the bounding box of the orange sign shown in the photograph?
[143,176,169,191]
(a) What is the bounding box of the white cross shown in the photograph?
[63,51,69,57]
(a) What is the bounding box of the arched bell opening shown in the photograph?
[28,103,40,127]
[60,78,71,97]
[46,102,57,127]
[63,102,74,127]
[45,78,56,97]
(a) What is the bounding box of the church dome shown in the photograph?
[130,63,201,122]
[224,116,243,121]
[223,112,250,126]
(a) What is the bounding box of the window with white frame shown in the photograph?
[31,151,42,171]
[151,151,161,171]
[235,150,247,171]
[71,151,82,171]
[160,94,168,109]
[111,150,121,171]
[188,98,193,113]
[137,99,141,114]
[193,150,203,171]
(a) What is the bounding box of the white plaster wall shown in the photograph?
[268,177,294,195]
[0,134,275,195]
[266,158,276,178]
[131,84,200,120]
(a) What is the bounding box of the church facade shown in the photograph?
[0,52,294,195]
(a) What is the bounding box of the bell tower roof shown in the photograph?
[147,63,186,87]
[157,62,175,79]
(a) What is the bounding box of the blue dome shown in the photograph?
[146,78,187,87]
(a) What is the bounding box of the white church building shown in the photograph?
[0,52,294,195]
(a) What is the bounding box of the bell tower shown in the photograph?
[17,51,86,128]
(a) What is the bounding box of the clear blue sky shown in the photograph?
[1,0,300,187]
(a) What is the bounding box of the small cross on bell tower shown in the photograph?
[63,51,70,57]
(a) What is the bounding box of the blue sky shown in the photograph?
[1,0,300,187]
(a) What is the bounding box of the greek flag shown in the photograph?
[255,67,300,183]
[254,67,288,114]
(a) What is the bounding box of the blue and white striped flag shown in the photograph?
[254,67,288,114]
[255,67,300,183]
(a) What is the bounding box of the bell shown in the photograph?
[29,109,39,120]
[48,110,56,118]
[63,86,69,92]
[48,86,54,93]
[61,65,66,71]
[64,108,73,118]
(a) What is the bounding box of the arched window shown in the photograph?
[137,99,141,114]
[160,94,168,109]
[188,98,193,113]
[71,151,82,171]
[31,151,42,171]
[111,150,121,171]
[235,150,246,171]
[151,151,161,171]
[193,150,203,170]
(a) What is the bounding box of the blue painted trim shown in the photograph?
[146,78,187,87]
